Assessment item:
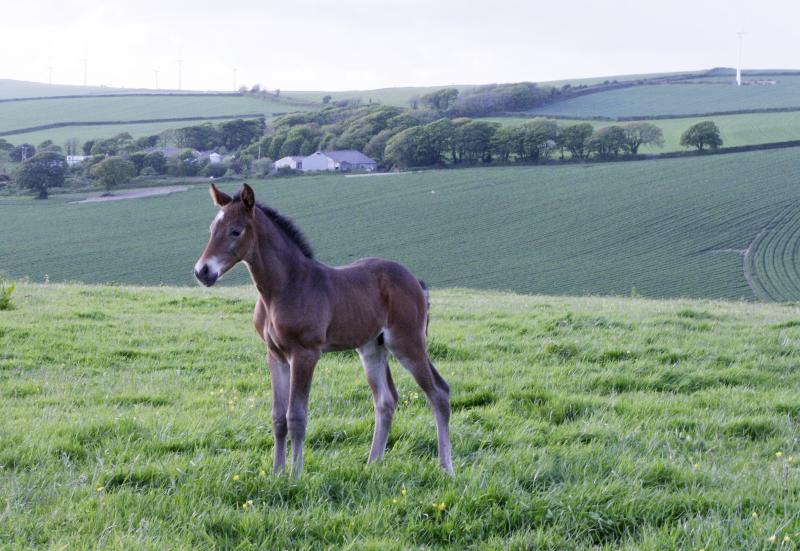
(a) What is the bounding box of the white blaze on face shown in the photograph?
[211,210,225,232]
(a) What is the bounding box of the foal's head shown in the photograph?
[194,183,257,287]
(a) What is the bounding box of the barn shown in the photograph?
[301,150,377,172]
[274,156,305,170]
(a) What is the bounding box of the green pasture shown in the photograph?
[0,95,308,135]
[0,79,139,99]
[481,111,800,152]
[0,119,248,148]
[4,148,800,300]
[283,72,695,108]
[2,283,800,548]
[527,76,800,118]
[284,86,476,108]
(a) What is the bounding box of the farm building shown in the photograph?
[65,155,90,166]
[197,151,223,164]
[301,150,377,172]
[274,156,305,170]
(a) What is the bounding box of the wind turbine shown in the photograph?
[153,68,160,90]
[736,31,745,86]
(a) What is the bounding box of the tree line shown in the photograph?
[247,103,724,169]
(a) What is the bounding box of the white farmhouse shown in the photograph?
[197,151,223,164]
[274,156,305,170]
[301,150,377,172]
[65,155,89,166]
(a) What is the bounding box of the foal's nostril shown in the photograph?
[194,264,210,280]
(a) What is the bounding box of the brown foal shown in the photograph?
[194,183,453,476]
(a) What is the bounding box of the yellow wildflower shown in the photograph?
[784,535,791,543]
[752,511,758,518]
[436,502,447,511]
[768,535,777,543]
[776,451,784,458]
[400,487,407,497]
[259,470,266,476]
[392,498,398,504]
[232,474,240,481]
[96,486,105,492]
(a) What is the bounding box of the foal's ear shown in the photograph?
[240,183,255,211]
[209,183,232,207]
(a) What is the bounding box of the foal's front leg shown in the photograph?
[287,348,321,477]
[268,353,290,474]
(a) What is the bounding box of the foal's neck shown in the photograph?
[245,209,312,303]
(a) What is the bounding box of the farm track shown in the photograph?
[745,201,800,301]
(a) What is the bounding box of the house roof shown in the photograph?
[319,150,376,164]
[277,156,304,162]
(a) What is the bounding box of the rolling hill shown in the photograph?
[0,95,306,136]
[527,75,800,118]
[4,148,800,300]
[0,78,147,99]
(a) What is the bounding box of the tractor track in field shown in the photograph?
[742,201,800,301]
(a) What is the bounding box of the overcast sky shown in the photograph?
[2,0,798,92]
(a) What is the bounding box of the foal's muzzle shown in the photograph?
[194,263,218,287]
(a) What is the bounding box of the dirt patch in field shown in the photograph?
[71,186,188,204]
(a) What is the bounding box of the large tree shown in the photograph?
[219,118,265,150]
[622,122,664,155]
[10,144,36,162]
[15,151,66,199]
[588,126,628,158]
[560,123,594,160]
[680,121,723,151]
[176,124,221,150]
[64,137,81,156]
[421,88,459,112]
[90,156,136,191]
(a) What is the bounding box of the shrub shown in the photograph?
[0,275,16,310]
[201,163,228,178]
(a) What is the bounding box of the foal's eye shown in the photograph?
[231,229,242,238]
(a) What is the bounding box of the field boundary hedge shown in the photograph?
[0,114,268,138]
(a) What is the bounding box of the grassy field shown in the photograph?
[4,148,800,300]
[0,79,143,99]
[0,119,250,148]
[2,283,800,548]
[482,111,800,153]
[0,95,308,136]
[527,77,800,118]
[282,72,694,108]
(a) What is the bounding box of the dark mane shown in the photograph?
[233,193,314,259]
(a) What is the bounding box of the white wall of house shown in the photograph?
[275,156,303,170]
[208,153,222,164]
[65,155,89,166]
[301,152,337,172]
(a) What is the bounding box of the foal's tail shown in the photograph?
[419,279,430,337]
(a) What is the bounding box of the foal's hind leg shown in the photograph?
[268,352,290,474]
[358,338,398,463]
[386,334,453,474]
